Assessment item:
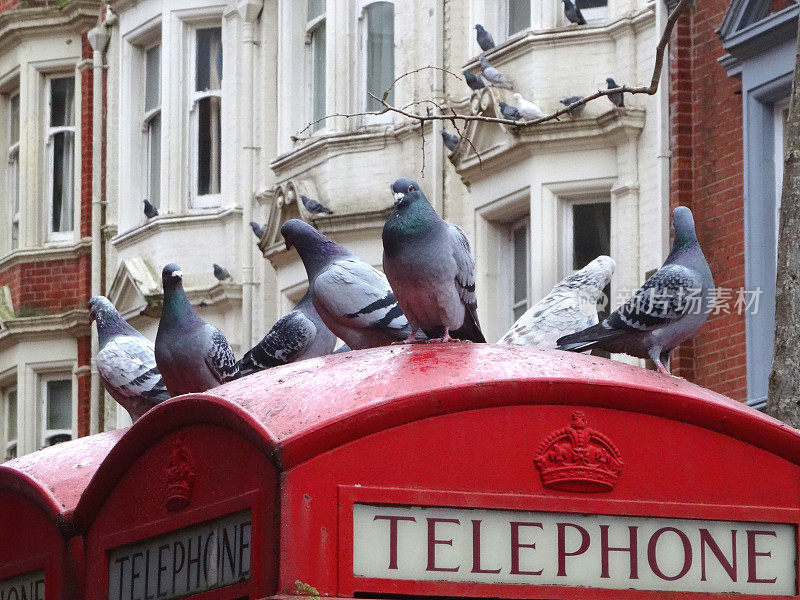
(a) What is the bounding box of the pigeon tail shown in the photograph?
[556,322,624,351]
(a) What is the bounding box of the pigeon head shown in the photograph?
[393,189,430,211]
[475,24,485,32]
[606,77,618,87]
[88,295,118,325]
[281,219,349,277]
[390,178,422,206]
[582,256,616,289]
[161,263,185,291]
[513,93,524,103]
[672,206,697,247]
[249,221,260,232]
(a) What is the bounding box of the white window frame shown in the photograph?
[142,41,162,213]
[2,386,17,462]
[8,92,19,252]
[188,22,223,209]
[560,196,612,278]
[510,217,531,323]
[39,373,73,449]
[502,0,532,38]
[357,0,395,126]
[306,2,327,132]
[44,74,76,243]
[774,98,789,260]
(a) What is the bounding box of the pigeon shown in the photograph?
[560,96,586,118]
[281,219,416,349]
[563,0,587,25]
[475,24,495,51]
[300,194,334,215]
[463,70,485,91]
[155,263,239,395]
[250,221,266,239]
[213,263,231,281]
[513,93,545,120]
[499,256,616,348]
[233,291,337,378]
[441,131,460,152]
[480,57,514,90]
[498,101,521,121]
[382,178,485,343]
[557,207,714,374]
[606,78,625,107]
[143,199,158,219]
[89,296,171,422]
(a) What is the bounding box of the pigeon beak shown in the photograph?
[171,270,183,279]
[393,192,405,206]
[285,239,294,251]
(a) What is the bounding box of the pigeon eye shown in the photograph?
[408,185,414,193]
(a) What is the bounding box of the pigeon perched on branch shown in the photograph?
[382,178,485,343]
[234,291,337,378]
[480,57,514,90]
[560,96,586,118]
[498,101,521,121]
[301,194,334,215]
[557,207,714,374]
[441,131,460,152]
[281,219,416,349]
[155,263,239,395]
[606,78,625,107]
[90,296,170,422]
[562,0,587,25]
[513,93,545,120]
[463,70,485,91]
[499,256,615,348]
[213,264,231,281]
[250,221,266,239]
[475,24,496,51]
[143,199,158,219]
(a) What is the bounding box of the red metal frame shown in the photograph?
[337,486,800,599]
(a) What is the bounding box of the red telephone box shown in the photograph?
[79,344,800,599]
[0,429,125,600]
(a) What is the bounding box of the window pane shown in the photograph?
[10,152,19,249]
[197,96,221,195]
[145,44,161,112]
[513,225,528,304]
[51,130,75,232]
[196,27,223,92]
[7,390,16,442]
[577,0,607,8]
[366,2,394,111]
[508,0,531,35]
[49,77,74,127]
[312,23,326,130]
[307,0,325,20]
[513,303,527,321]
[9,94,19,145]
[148,114,161,206]
[46,379,71,430]
[572,202,610,271]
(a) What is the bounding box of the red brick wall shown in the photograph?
[0,256,90,314]
[669,1,748,401]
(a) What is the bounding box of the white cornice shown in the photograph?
[0,238,91,272]
[0,1,100,54]
[0,309,90,349]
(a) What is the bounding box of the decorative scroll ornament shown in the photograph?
[534,411,623,492]
[164,436,196,512]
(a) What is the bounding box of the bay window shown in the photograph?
[143,43,161,210]
[306,0,326,131]
[192,26,222,205]
[8,93,19,250]
[361,1,394,118]
[45,75,75,240]
[506,0,531,36]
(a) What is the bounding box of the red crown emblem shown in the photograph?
[534,411,623,492]
[164,436,196,512]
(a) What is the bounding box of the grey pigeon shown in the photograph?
[155,263,239,395]
[441,131,460,152]
[475,24,495,51]
[90,296,170,422]
[480,57,514,90]
[557,207,714,374]
[606,78,624,107]
[383,178,485,343]
[499,256,615,348]
[233,291,337,378]
[563,0,587,25]
[281,219,417,349]
[143,199,158,219]
[560,96,586,118]
[213,263,231,281]
[250,221,266,239]
[498,101,521,121]
[463,70,485,91]
[300,194,334,215]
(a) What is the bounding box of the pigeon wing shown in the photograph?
[235,311,317,377]
[501,293,597,347]
[314,258,409,334]
[448,224,485,342]
[97,336,170,403]
[205,326,239,383]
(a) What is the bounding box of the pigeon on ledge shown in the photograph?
[383,178,485,343]
[234,291,337,378]
[557,207,714,374]
[499,256,615,348]
[563,0,587,25]
[250,221,266,239]
[441,131,460,152]
[301,195,334,215]
[480,57,514,90]
[281,219,417,349]
[475,24,496,51]
[90,296,170,422]
[463,70,485,91]
[143,199,158,219]
[155,263,239,395]
[213,264,231,281]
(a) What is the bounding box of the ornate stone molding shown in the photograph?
[0,0,100,54]
[0,308,90,348]
[0,238,92,272]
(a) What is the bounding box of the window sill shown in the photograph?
[0,239,91,273]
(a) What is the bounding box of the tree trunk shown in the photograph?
[767,19,800,427]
